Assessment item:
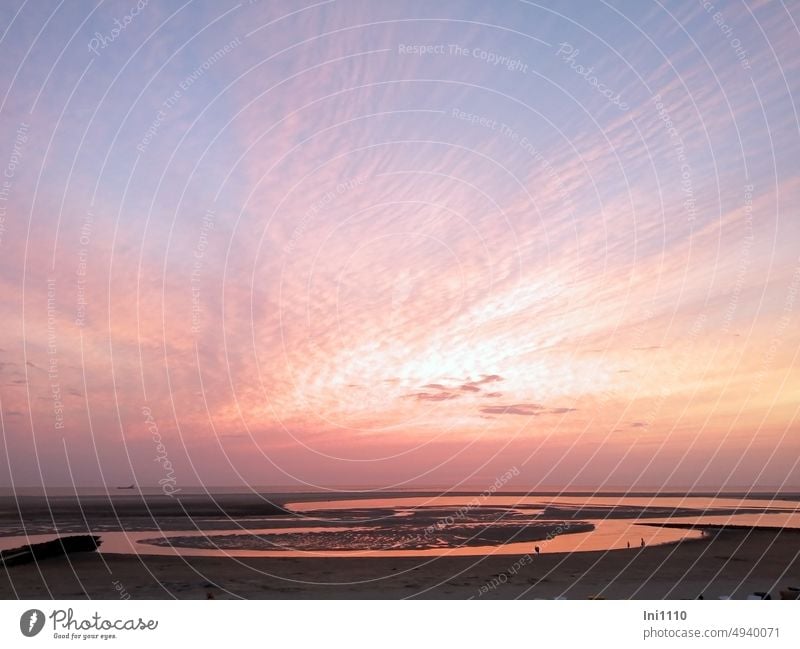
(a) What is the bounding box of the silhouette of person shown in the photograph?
[640,537,645,548]
[534,545,541,556]
[627,541,630,549]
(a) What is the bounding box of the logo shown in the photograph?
[20,609,45,637]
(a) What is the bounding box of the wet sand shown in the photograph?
[0,494,288,526]
[0,494,292,540]
[2,528,799,599]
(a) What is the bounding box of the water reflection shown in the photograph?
[1,495,796,559]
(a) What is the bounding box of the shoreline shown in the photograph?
[3,492,796,538]
[2,528,798,599]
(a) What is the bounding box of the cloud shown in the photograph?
[0,0,798,489]
[408,391,461,402]
[479,403,577,416]
[480,403,546,416]
[417,374,505,396]
[455,374,505,393]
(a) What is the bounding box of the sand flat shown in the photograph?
[1,529,798,599]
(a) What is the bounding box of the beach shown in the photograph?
[2,492,799,599]
[2,528,798,600]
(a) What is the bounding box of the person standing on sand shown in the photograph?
[627,541,630,549]
[641,537,645,548]
[534,545,541,556]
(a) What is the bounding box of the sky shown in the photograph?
[0,0,798,491]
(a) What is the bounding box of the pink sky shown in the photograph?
[0,1,798,490]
